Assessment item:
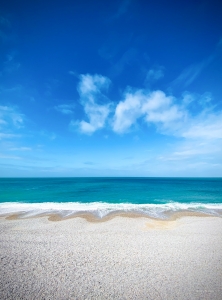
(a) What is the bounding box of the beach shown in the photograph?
[1,214,222,299]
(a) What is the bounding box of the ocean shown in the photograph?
[0,177,222,219]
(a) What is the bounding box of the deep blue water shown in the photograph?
[0,177,222,218]
[0,177,222,204]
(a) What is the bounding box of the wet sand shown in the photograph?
[0,214,222,299]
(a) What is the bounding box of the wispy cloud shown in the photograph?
[0,133,21,140]
[145,66,164,84]
[9,147,32,151]
[0,106,24,141]
[0,105,24,128]
[159,140,221,162]
[181,111,222,139]
[68,70,78,77]
[0,153,22,160]
[72,74,111,134]
[172,56,213,87]
[172,38,222,88]
[155,137,222,177]
[55,104,75,115]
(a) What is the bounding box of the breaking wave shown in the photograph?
[1,201,222,219]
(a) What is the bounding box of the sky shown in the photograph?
[0,0,222,177]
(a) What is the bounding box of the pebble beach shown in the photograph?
[1,214,222,300]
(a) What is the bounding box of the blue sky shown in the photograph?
[0,0,222,177]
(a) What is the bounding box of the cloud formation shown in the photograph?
[78,74,110,96]
[71,73,222,143]
[73,74,111,134]
[113,90,185,133]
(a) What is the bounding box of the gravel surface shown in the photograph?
[0,216,222,299]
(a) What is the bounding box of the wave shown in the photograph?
[1,201,222,219]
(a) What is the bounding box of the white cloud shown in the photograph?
[112,90,144,133]
[142,91,184,124]
[78,102,110,134]
[78,121,95,134]
[73,74,111,134]
[78,74,110,96]
[72,73,222,144]
[113,89,185,133]
[113,88,222,141]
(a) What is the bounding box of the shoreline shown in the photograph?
[1,201,222,221]
[1,208,221,222]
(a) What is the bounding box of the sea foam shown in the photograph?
[0,201,222,219]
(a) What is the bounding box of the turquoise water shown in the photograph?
[0,177,222,218]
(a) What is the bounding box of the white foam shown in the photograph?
[0,201,222,219]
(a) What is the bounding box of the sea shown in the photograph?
[0,177,222,219]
